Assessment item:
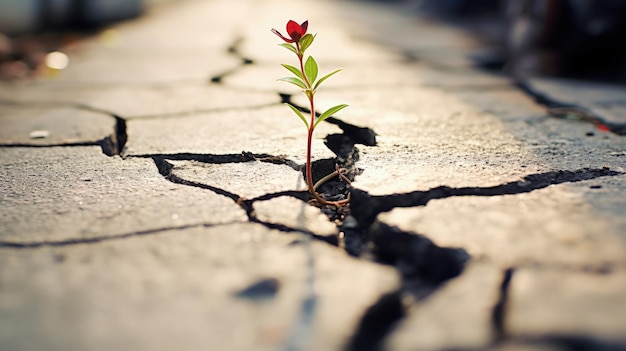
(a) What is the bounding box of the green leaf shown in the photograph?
[277,77,307,89]
[314,104,348,128]
[304,56,318,86]
[299,34,315,53]
[279,43,297,54]
[313,69,342,90]
[281,64,305,81]
[285,103,309,129]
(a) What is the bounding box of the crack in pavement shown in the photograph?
[151,156,339,246]
[0,221,239,249]
[492,268,515,343]
[3,11,624,351]
[280,93,378,148]
[4,86,623,349]
[6,39,624,349]
[131,151,300,170]
[209,37,255,84]
[0,99,127,156]
[346,289,407,351]
[0,114,126,156]
[349,167,622,229]
[342,167,622,349]
[13,111,618,349]
[516,80,626,136]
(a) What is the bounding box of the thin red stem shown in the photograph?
[295,41,348,207]
[296,42,311,88]
[306,97,315,195]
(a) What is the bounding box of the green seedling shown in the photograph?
[272,20,349,207]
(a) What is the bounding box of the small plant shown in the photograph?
[272,20,350,206]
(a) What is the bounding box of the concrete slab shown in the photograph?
[124,105,340,162]
[386,263,501,351]
[255,197,338,236]
[1,0,625,349]
[378,182,626,268]
[306,87,540,194]
[528,78,626,125]
[0,223,399,351]
[0,147,246,243]
[167,159,301,200]
[0,106,113,145]
[508,268,626,341]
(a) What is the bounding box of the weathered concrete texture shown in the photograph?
[378,183,626,268]
[124,105,339,162]
[254,197,338,236]
[386,263,501,351]
[0,224,399,351]
[0,106,113,145]
[452,90,626,163]
[302,87,540,194]
[1,0,626,349]
[528,78,626,125]
[164,160,338,235]
[0,147,246,243]
[508,268,626,342]
[167,159,301,199]
[88,85,279,119]
[0,82,278,120]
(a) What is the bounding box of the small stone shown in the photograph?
[29,130,50,139]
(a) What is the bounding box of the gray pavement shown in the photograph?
[1,0,626,350]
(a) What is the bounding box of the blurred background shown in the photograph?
[0,0,152,79]
[412,0,626,82]
[1,0,626,82]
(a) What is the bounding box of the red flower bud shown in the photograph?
[272,20,308,43]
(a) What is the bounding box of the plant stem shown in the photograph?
[296,42,349,207]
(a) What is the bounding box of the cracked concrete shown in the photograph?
[0,147,246,244]
[1,0,626,350]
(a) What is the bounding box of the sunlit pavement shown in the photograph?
[1,1,626,350]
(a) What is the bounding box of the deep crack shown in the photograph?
[345,290,407,351]
[349,167,621,229]
[5,82,624,350]
[101,115,127,156]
